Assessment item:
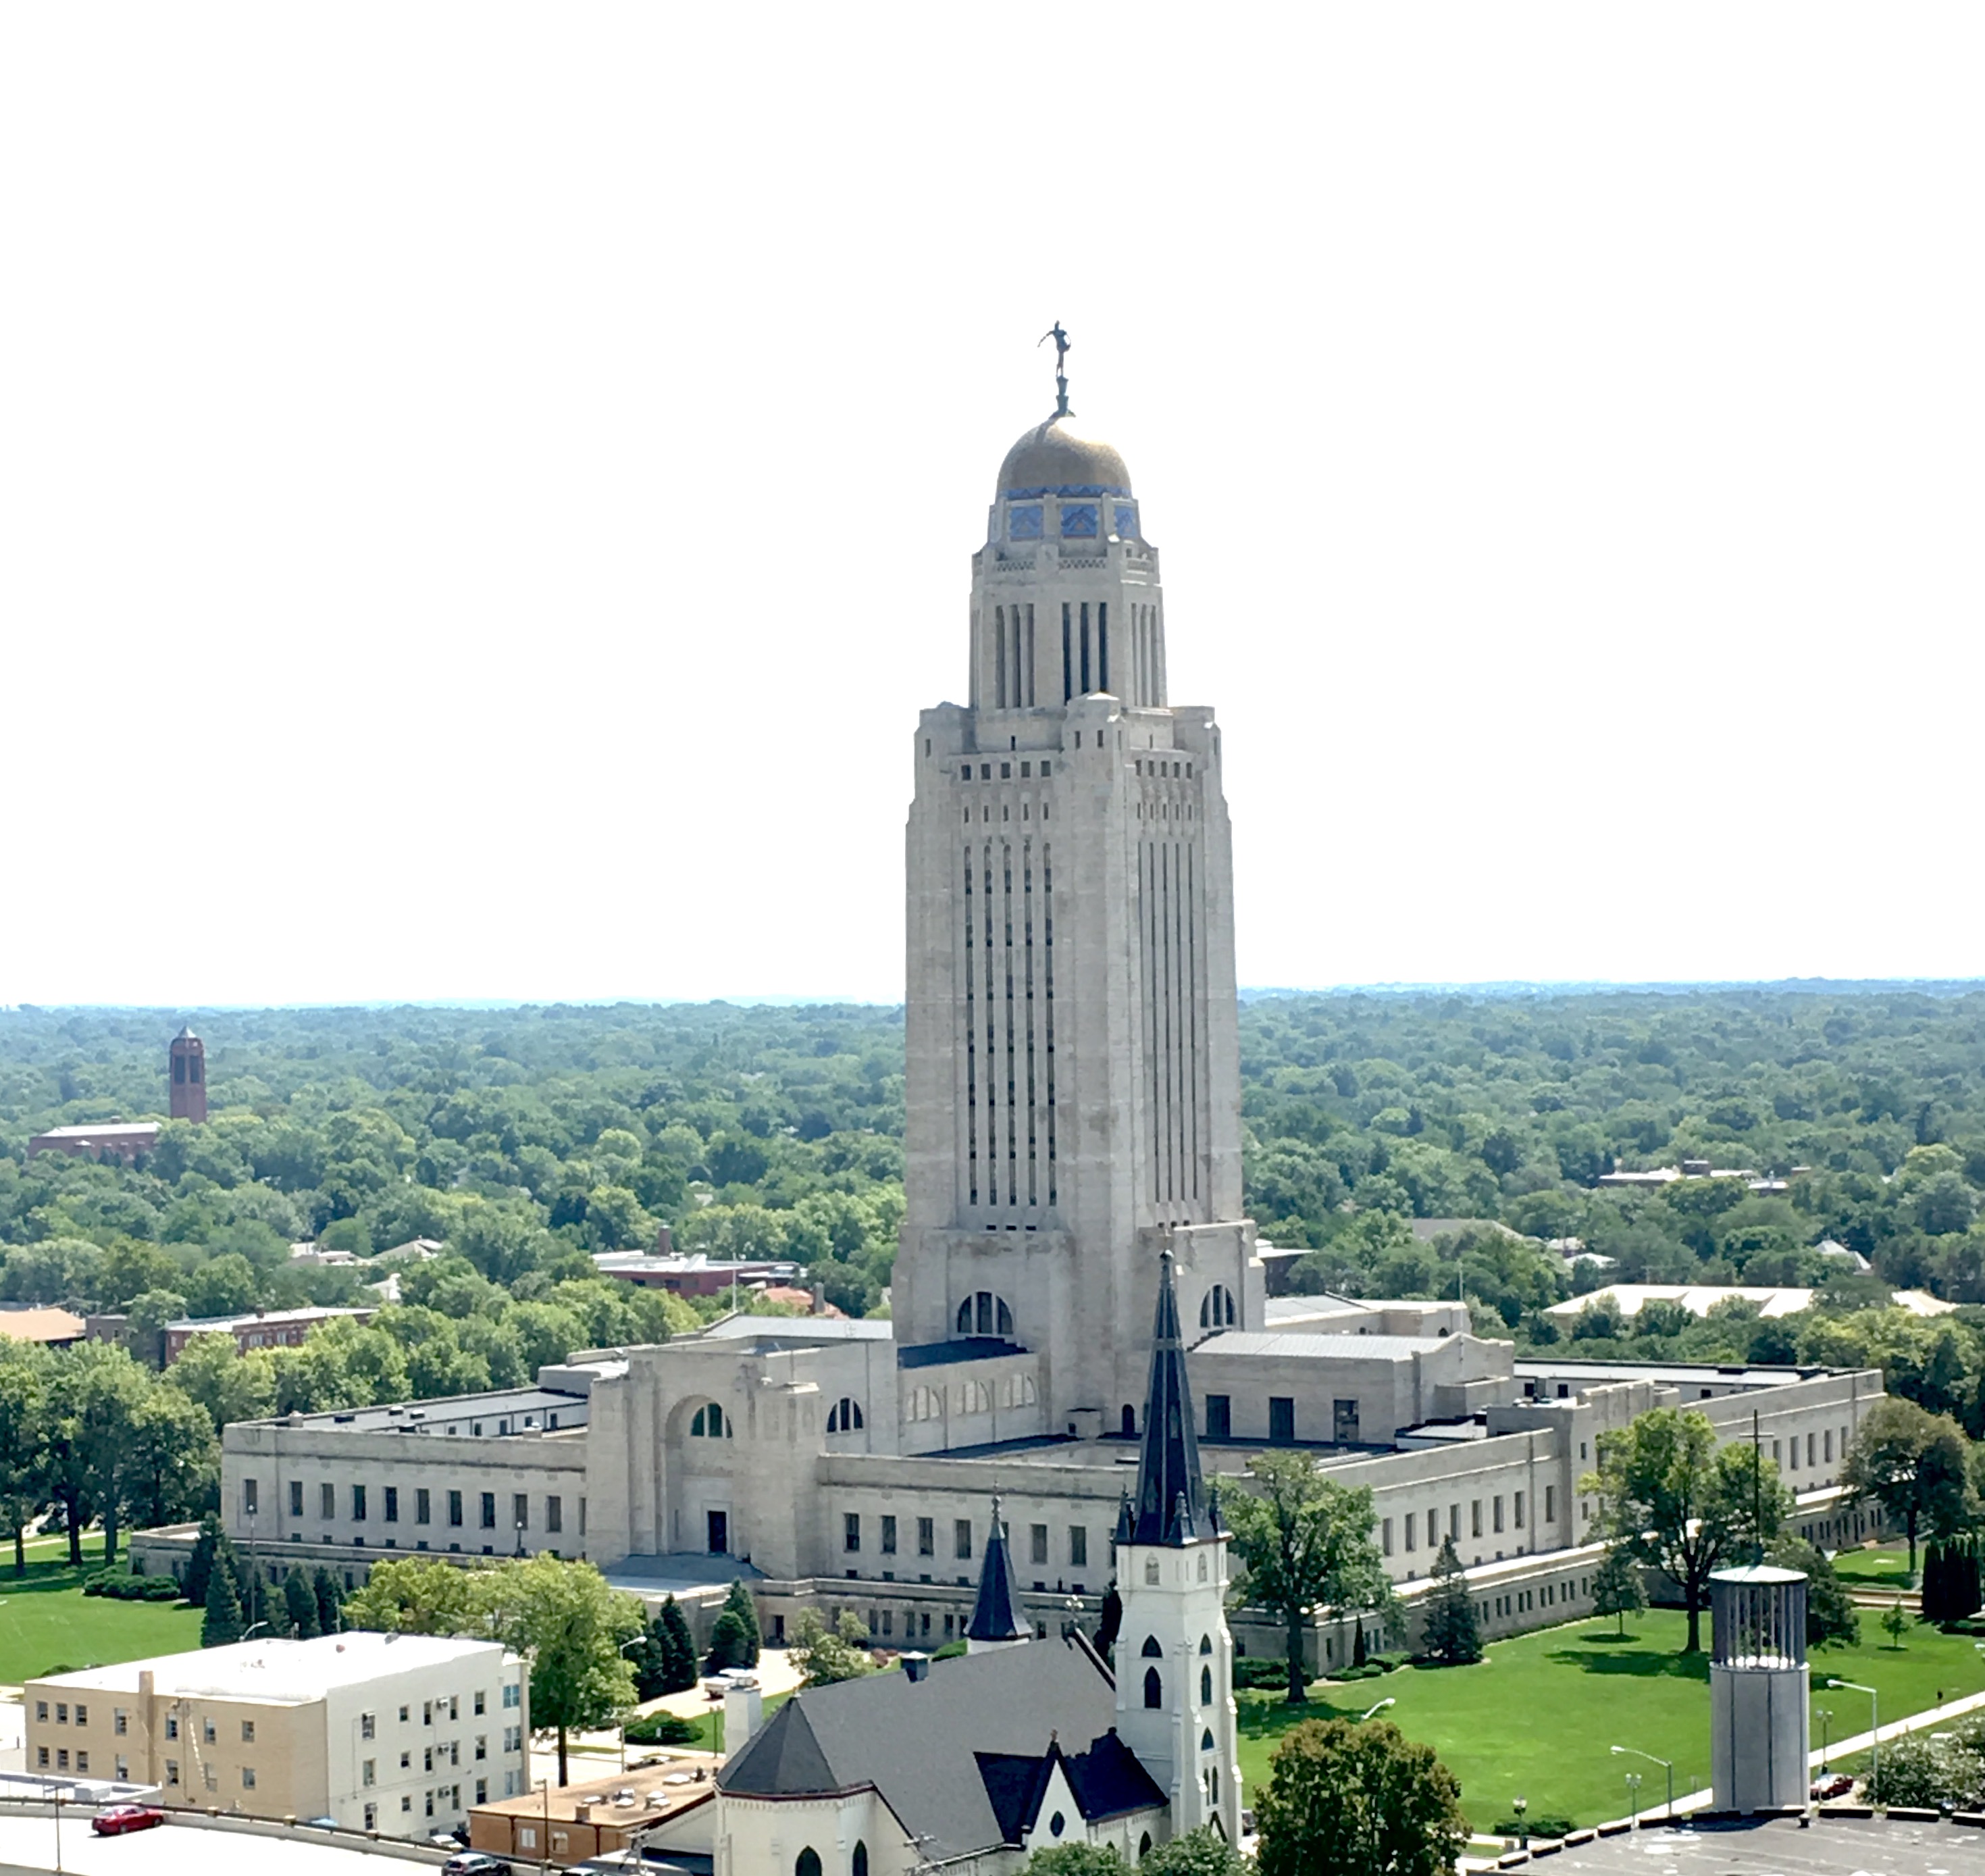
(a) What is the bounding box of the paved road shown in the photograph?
[0,1813,436,1875]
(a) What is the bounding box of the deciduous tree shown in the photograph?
[1419,1536,1481,1667]
[1842,1396,1974,1578]
[1224,1452,1393,1702]
[1590,1546,1647,1638]
[1254,1717,1468,1876]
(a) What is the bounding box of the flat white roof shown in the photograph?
[30,1121,160,1138]
[1195,1331,1454,1359]
[32,1631,511,1702]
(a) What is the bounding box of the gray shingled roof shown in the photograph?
[718,1636,1131,1859]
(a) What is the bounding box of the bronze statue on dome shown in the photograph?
[1039,320,1073,417]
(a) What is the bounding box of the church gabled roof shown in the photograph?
[1129,1251,1208,1547]
[966,1496,1029,1643]
[977,1732,1168,1843]
[718,1696,840,1796]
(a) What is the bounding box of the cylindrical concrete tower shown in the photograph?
[1709,1565,1810,1812]
[168,1025,207,1124]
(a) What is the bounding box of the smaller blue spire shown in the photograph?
[966,1496,1029,1645]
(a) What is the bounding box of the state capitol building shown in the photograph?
[136,380,1886,1686]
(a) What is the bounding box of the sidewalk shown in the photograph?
[543,1648,804,1773]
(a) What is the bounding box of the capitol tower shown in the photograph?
[894,353,1264,1430]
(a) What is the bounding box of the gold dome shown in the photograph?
[996,415,1132,497]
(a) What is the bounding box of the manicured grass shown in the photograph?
[0,1556,203,1684]
[1832,1542,1916,1590]
[1236,1608,1985,1833]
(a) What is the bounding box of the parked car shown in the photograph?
[441,1855,511,1876]
[702,1667,760,1695]
[428,1827,472,1848]
[91,1805,165,1837]
[1811,1773,1854,1800]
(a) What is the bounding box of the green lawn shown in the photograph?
[0,1557,204,1685]
[1833,1543,1916,1590]
[1237,1608,1985,1833]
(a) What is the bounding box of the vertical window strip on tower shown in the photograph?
[1025,603,1035,707]
[994,607,1006,709]
[1186,840,1201,1199]
[1024,840,1039,1206]
[1098,601,1109,694]
[983,843,999,1207]
[1043,841,1058,1205]
[1002,842,1019,1205]
[963,846,978,1207]
[1080,602,1092,694]
[1062,604,1073,703]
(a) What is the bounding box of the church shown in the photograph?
[170,361,1882,1766]
[713,1252,1242,1871]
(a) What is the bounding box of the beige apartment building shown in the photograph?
[24,1631,528,1838]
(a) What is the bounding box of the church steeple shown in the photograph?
[965,1496,1029,1652]
[1130,1252,1206,1548]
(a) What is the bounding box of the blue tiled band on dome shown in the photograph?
[1002,484,1133,500]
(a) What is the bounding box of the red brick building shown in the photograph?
[162,1305,376,1364]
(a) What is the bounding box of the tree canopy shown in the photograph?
[1254,1716,1469,1876]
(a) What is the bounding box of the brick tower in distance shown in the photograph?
[168,1026,207,1124]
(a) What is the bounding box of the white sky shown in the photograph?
[3,5,1980,1009]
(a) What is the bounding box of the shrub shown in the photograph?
[1233,1656,1295,1690]
[1866,1731,1983,1810]
[623,1713,702,1746]
[83,1570,182,1602]
[1493,1813,1572,1839]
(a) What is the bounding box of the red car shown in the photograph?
[91,1804,165,1837]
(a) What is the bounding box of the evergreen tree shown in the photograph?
[658,1596,698,1694]
[183,1512,222,1608]
[284,1567,321,1639]
[1419,1537,1481,1667]
[202,1550,244,1647]
[706,1607,754,1671]
[1591,1546,1647,1638]
[312,1566,343,1636]
[721,1580,761,1667]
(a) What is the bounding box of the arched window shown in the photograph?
[1143,1666,1162,1708]
[1202,1728,1215,1751]
[1144,1556,1160,1585]
[852,1844,869,1876]
[795,1852,822,1876]
[1199,1633,1213,1654]
[956,1292,1015,1338]
[1141,1634,1163,1657]
[1198,1284,1237,1330]
[1120,1404,1137,1436]
[1200,1665,1212,1705]
[689,1402,731,1438]
[1139,1834,1153,1860]
[826,1398,864,1433]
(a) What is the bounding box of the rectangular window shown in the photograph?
[243,1477,259,1517]
[474,1692,485,1716]
[918,1517,935,1556]
[1471,1500,1483,1539]
[1789,1438,1799,1470]
[844,1513,861,1553]
[165,1760,179,1787]
[1514,1492,1526,1529]
[56,1749,68,1771]
[480,1493,496,1529]
[475,1735,487,1760]
[1449,1504,1461,1540]
[1808,1432,1817,1467]
[115,1756,128,1781]
[384,1486,398,1523]
[289,1480,303,1517]
[165,1715,178,1740]
[361,1712,376,1740]
[1268,1397,1295,1443]
[74,1704,86,1727]
[473,1781,485,1808]
[1069,1526,1088,1568]
[1031,1523,1049,1565]
[1493,1497,1505,1534]
[241,1721,255,1743]
[1205,1394,1231,1442]
[352,1484,367,1521]
[880,1515,897,1554]
[76,1752,88,1773]
[203,1719,216,1744]
[1332,1398,1360,1444]
[321,1483,336,1519]
[546,1496,562,1533]
[1382,1518,1394,1556]
[1824,1429,1834,1463]
[113,1708,127,1735]
[449,1490,464,1527]
[363,1760,376,1787]
[36,1748,47,1770]
[955,1519,973,1561]
[1545,1485,1556,1523]
[242,1767,256,1790]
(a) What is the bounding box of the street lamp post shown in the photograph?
[1815,1707,1834,1773]
[617,1636,647,1771]
[52,1788,63,1875]
[1623,1770,1642,1826]
[1611,1745,1674,1821]
[533,1775,552,1876]
[1828,1679,1880,1798]
[1512,1796,1527,1849]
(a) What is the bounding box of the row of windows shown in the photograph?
[842,1513,1091,1571]
[902,1371,1037,1421]
[251,1480,579,1538]
[1200,1393,1357,1443]
[960,759,1054,782]
[1378,1489,1554,1560]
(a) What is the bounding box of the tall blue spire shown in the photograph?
[1130,1252,1207,1547]
[966,1495,1029,1646]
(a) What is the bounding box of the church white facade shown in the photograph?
[157,386,1888,1738]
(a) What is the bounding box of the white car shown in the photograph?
[701,1668,759,1695]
